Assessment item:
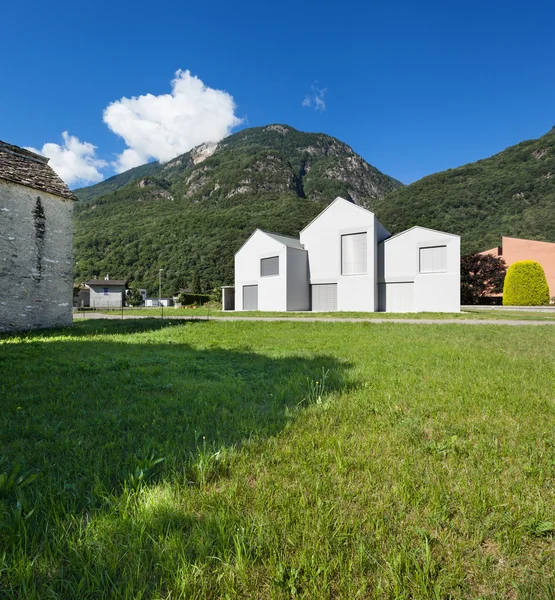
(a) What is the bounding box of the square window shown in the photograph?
[261,256,279,277]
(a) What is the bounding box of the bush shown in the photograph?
[460,253,506,304]
[502,260,550,306]
[176,292,210,306]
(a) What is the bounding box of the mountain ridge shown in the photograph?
[374,127,555,254]
[74,124,402,293]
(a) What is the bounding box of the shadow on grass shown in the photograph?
[0,319,354,596]
[1,318,351,507]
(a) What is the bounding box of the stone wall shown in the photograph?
[0,180,74,332]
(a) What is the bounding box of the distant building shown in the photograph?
[0,140,76,332]
[86,278,127,308]
[232,197,460,313]
[480,236,555,296]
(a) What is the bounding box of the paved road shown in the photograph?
[73,313,555,326]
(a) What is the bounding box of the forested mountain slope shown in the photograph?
[74,124,402,294]
[375,127,555,254]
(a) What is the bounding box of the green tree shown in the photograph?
[460,254,506,304]
[502,260,550,306]
[126,287,144,307]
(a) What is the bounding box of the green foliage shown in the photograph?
[176,292,210,305]
[125,287,143,307]
[460,253,506,304]
[376,128,555,254]
[503,260,550,305]
[73,125,402,294]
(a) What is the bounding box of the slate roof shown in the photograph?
[263,231,305,249]
[0,140,77,200]
[86,280,127,286]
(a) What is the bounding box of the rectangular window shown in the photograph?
[103,288,109,295]
[260,256,279,277]
[341,232,367,275]
[419,246,447,273]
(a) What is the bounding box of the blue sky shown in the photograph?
[3,0,555,187]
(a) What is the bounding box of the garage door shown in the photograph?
[243,285,258,310]
[379,282,414,312]
[311,284,337,311]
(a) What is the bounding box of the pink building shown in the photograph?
[481,236,555,296]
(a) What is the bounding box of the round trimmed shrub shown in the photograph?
[502,260,550,306]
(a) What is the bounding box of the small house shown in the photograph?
[0,140,76,332]
[86,278,127,309]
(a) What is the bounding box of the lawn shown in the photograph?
[85,306,555,321]
[1,319,554,598]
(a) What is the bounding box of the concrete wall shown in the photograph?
[379,227,460,312]
[0,180,73,332]
[300,198,389,311]
[235,230,288,311]
[286,247,309,310]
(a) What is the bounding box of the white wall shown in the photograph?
[300,198,389,311]
[235,230,288,311]
[379,227,460,312]
[286,247,309,310]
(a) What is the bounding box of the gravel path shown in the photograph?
[73,313,555,326]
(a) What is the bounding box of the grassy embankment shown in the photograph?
[1,319,554,598]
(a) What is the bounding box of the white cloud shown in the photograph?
[103,69,243,173]
[27,132,107,187]
[302,83,327,111]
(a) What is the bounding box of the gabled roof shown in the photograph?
[86,280,127,286]
[380,225,460,244]
[0,140,77,200]
[300,196,375,234]
[235,229,304,255]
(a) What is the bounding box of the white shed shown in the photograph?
[378,227,460,312]
[234,229,309,311]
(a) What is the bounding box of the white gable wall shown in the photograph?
[379,227,460,312]
[300,198,389,311]
[235,230,289,311]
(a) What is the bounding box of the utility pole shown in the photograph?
[159,269,163,319]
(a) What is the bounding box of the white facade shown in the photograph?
[300,198,390,312]
[235,230,309,311]
[234,197,460,313]
[378,227,460,312]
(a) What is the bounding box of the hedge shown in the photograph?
[176,292,210,305]
[502,260,550,306]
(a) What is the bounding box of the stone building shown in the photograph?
[0,140,76,332]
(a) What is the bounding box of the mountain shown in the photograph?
[74,124,403,294]
[374,127,555,255]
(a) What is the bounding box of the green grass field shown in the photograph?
[1,319,555,598]
[84,306,555,321]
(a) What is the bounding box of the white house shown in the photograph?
[232,197,460,313]
[234,230,308,311]
[378,226,460,312]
